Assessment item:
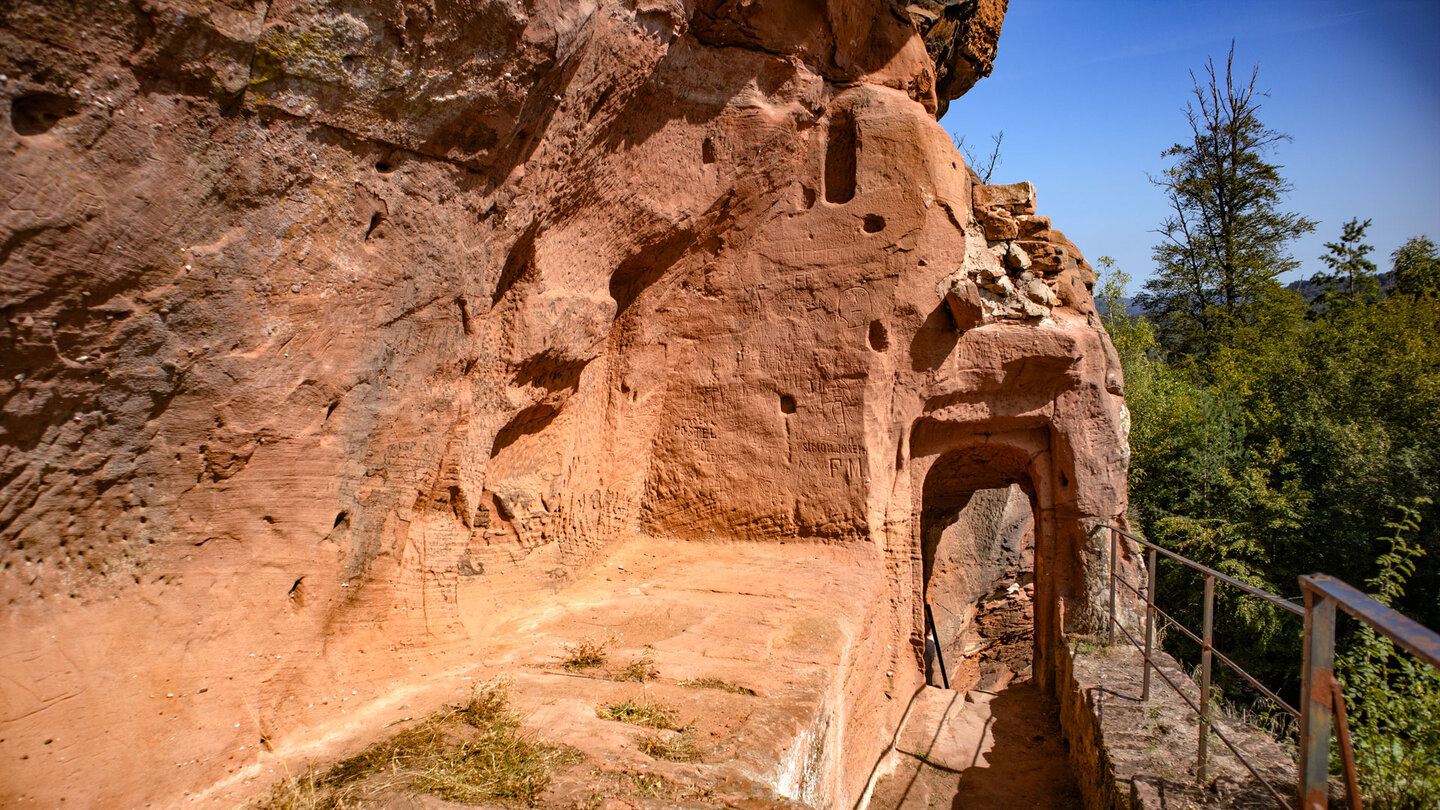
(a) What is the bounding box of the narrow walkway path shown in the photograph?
[866,681,1081,809]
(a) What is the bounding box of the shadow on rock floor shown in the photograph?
[867,680,1082,810]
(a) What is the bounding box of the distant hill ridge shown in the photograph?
[1285,271,1396,303]
[1099,271,1398,317]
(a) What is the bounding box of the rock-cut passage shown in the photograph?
[923,484,1036,692]
[891,472,1080,810]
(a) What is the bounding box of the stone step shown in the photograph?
[894,687,996,773]
[865,681,1081,810]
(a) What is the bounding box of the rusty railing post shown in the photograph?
[1198,573,1214,784]
[1299,583,1337,810]
[1108,526,1118,645]
[1330,680,1362,810]
[1143,545,1157,701]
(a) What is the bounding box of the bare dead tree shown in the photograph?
[953,130,1004,184]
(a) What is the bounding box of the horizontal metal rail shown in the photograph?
[1102,526,1345,810]
[1143,606,1300,719]
[1132,586,1299,718]
[1210,644,1299,719]
[1113,569,1296,716]
[1301,575,1440,667]
[1105,523,1297,806]
[1106,523,1304,616]
[1151,600,1205,647]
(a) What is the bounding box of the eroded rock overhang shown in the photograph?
[0,0,1130,805]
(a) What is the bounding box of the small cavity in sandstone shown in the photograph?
[11,92,77,135]
[824,110,857,204]
[869,320,890,351]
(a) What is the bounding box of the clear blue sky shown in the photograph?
[941,0,1440,292]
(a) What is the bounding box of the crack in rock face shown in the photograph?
[0,0,1131,806]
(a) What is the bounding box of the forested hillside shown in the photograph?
[1098,48,1440,807]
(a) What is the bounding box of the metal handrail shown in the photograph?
[1300,575,1440,666]
[1097,523,1440,810]
[1296,574,1440,810]
[1106,523,1303,616]
[1105,526,1287,800]
[1120,566,1301,715]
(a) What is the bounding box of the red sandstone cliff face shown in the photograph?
[0,0,1129,805]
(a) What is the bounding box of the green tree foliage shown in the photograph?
[1136,46,1315,360]
[1118,45,1440,800]
[1336,502,1440,809]
[1312,217,1380,307]
[1392,235,1440,300]
[1095,256,1156,365]
[1124,288,1440,698]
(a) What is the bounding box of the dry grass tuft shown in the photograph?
[1067,633,1121,658]
[611,650,659,683]
[573,768,716,806]
[596,698,679,730]
[676,677,757,696]
[606,769,714,802]
[636,731,703,762]
[253,770,342,810]
[560,637,611,671]
[253,680,579,809]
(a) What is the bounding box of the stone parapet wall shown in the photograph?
[1056,640,1299,810]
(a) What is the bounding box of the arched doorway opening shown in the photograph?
[919,442,1042,692]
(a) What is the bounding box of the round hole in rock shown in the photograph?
[780,395,797,414]
[868,320,889,351]
[862,214,886,233]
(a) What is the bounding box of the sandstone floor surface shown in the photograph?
[867,681,1082,810]
[178,535,898,808]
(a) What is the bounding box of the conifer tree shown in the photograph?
[1136,46,1315,359]
[1312,217,1379,307]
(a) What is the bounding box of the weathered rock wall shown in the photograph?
[1,0,1130,805]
